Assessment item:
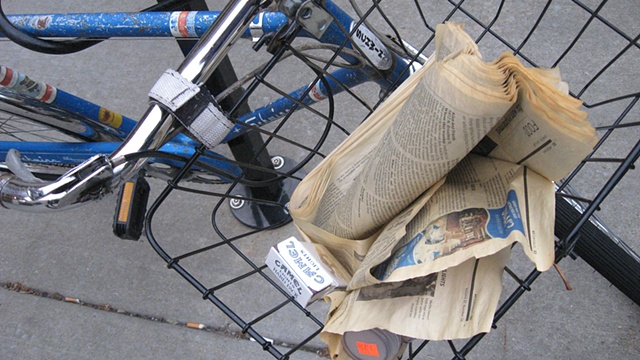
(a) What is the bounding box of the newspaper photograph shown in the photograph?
[349,154,555,290]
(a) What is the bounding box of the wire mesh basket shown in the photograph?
[145,0,639,358]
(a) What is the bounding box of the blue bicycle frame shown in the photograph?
[0,0,415,181]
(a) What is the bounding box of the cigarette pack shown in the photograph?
[265,237,348,307]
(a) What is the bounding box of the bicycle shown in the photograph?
[0,0,638,359]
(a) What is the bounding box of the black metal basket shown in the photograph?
[145,1,639,358]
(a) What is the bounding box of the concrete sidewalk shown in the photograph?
[0,286,325,359]
[1,1,639,359]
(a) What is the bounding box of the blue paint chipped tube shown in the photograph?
[0,65,136,138]
[3,11,288,39]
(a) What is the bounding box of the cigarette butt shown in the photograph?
[186,322,205,329]
[250,337,274,344]
[64,297,80,303]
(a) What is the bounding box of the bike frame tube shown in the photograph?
[0,63,386,180]
[3,11,288,39]
[0,65,137,138]
[1,0,415,182]
[222,67,373,141]
[0,141,242,178]
[3,3,413,87]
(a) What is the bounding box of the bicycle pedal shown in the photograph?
[113,176,150,241]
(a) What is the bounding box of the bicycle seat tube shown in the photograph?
[0,0,269,211]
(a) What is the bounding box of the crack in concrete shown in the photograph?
[1,281,329,358]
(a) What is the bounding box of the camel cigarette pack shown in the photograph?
[265,237,347,307]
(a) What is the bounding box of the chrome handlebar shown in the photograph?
[0,154,112,211]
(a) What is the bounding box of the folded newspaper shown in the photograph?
[289,22,597,359]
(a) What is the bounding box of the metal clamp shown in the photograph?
[149,69,233,149]
[278,0,332,38]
